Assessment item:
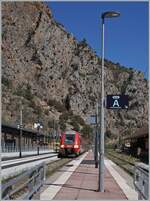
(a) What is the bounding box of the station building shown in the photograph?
[1,123,52,152]
[123,125,148,163]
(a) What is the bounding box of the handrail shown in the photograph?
[134,162,149,200]
[2,162,46,200]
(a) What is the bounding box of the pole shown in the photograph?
[19,101,23,158]
[37,126,40,155]
[95,102,98,168]
[99,17,105,192]
[53,119,55,151]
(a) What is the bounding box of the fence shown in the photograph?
[2,144,52,153]
[2,163,46,200]
[134,162,149,200]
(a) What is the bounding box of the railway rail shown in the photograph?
[2,153,82,200]
[106,151,136,176]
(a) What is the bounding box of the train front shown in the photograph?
[58,130,80,157]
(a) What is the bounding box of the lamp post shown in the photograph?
[34,122,43,155]
[18,98,23,158]
[95,102,99,168]
[19,103,23,158]
[99,11,120,192]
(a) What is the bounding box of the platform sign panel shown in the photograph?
[106,95,128,109]
[88,115,97,125]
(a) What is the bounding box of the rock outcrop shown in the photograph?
[2,2,148,139]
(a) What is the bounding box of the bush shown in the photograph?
[33,105,42,116]
[121,73,133,94]
[71,115,85,126]
[2,76,12,88]
[13,83,33,101]
[25,84,33,100]
[70,120,80,131]
[79,38,88,48]
[48,120,54,128]
[71,63,78,71]
[13,85,24,96]
[29,99,36,108]
[44,109,49,115]
[105,130,112,138]
[130,101,139,109]
[59,111,86,132]
[48,98,66,113]
[59,121,66,131]
[81,124,92,139]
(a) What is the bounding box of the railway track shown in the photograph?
[2,153,84,200]
[106,151,135,176]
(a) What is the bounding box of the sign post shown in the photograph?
[88,114,98,168]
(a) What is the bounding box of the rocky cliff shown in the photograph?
[2,2,148,139]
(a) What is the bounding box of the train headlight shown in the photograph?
[60,144,64,148]
[74,145,79,148]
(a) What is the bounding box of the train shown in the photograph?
[58,130,88,158]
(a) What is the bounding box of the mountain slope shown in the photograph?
[2,2,148,139]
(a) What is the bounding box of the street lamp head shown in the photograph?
[101,11,120,19]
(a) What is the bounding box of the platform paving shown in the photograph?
[53,151,127,200]
[41,150,138,200]
[1,149,54,158]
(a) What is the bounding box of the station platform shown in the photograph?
[1,149,54,159]
[40,151,138,200]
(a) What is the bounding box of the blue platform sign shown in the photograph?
[88,115,97,125]
[106,95,129,109]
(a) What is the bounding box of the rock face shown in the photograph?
[2,2,148,138]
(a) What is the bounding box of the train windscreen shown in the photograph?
[65,134,75,144]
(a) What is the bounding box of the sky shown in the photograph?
[45,1,148,78]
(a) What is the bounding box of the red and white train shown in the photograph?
[58,130,87,158]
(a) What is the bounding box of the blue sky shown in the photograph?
[45,1,148,78]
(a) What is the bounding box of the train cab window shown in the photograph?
[65,134,75,144]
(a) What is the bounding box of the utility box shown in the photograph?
[134,162,149,200]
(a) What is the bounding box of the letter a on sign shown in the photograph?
[113,100,120,108]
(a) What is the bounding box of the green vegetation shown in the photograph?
[2,76,12,88]
[105,149,139,176]
[48,98,66,113]
[105,59,133,74]
[105,130,112,138]
[59,111,92,139]
[70,120,80,131]
[130,101,139,109]
[71,114,85,126]
[79,72,86,78]
[59,121,66,130]
[59,111,81,131]
[46,158,72,178]
[48,120,54,128]
[79,38,88,48]
[71,63,78,71]
[121,72,134,94]
[13,83,33,101]
[81,124,93,140]
[33,105,42,116]
[44,109,49,116]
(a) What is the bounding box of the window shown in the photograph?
[65,134,75,144]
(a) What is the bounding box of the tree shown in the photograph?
[65,95,71,111]
[81,124,92,139]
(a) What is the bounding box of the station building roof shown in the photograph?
[123,125,148,141]
[2,123,48,138]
